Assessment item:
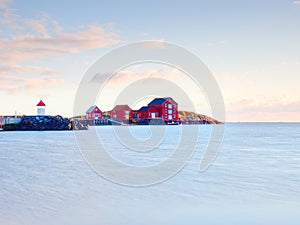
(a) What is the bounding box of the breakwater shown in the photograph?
[2,115,88,131]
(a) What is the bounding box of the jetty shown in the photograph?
[0,100,88,131]
[0,115,88,131]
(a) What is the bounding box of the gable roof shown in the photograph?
[86,105,101,113]
[138,106,150,112]
[36,100,46,107]
[112,105,132,111]
[148,97,174,105]
[138,106,159,112]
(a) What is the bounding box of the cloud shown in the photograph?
[0,3,121,83]
[228,98,300,113]
[140,40,165,49]
[91,65,182,87]
[293,1,300,5]
[0,0,10,9]
[225,97,300,121]
[0,65,59,76]
[0,75,64,95]
[92,65,208,113]
[24,18,50,37]
[0,24,120,65]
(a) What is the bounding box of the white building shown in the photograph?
[36,100,46,115]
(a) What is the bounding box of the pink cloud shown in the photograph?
[140,40,165,49]
[91,66,182,87]
[225,97,300,121]
[0,0,10,9]
[227,111,299,122]
[0,75,64,95]
[0,3,121,81]
[24,18,50,37]
[0,65,59,76]
[228,98,300,113]
[0,24,120,64]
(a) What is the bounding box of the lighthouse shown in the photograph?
[36,100,46,115]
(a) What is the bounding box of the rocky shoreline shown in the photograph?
[0,111,223,131]
[2,115,88,131]
[178,111,223,124]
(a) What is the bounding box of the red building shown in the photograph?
[131,97,179,124]
[147,97,179,122]
[137,106,159,119]
[110,105,132,120]
[86,105,102,120]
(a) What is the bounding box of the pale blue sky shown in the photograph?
[0,0,299,121]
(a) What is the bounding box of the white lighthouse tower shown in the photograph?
[36,100,46,115]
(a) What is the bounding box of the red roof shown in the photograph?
[36,100,46,107]
[111,105,132,111]
[86,105,101,113]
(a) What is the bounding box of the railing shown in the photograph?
[0,116,22,130]
[0,117,4,130]
[108,118,123,125]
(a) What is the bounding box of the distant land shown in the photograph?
[99,110,223,125]
[179,111,223,124]
[0,98,223,131]
[0,110,222,131]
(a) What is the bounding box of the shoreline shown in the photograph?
[0,110,224,132]
[0,123,226,132]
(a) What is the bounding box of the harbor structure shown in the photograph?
[36,100,46,115]
[111,105,132,121]
[84,97,179,125]
[86,105,103,120]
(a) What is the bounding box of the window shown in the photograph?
[125,110,130,119]
[168,110,172,114]
[168,104,172,109]
[168,115,172,120]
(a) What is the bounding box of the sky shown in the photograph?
[0,0,299,121]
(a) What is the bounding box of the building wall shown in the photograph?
[162,100,178,121]
[37,107,45,115]
[149,99,178,121]
[111,106,131,120]
[86,108,102,120]
[138,107,159,119]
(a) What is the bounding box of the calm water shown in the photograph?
[0,123,299,225]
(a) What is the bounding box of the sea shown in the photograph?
[0,123,299,225]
